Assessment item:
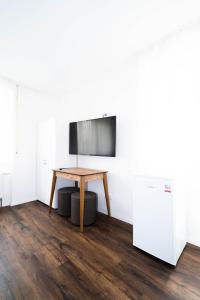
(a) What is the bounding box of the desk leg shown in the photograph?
[80,176,85,233]
[103,173,111,217]
[49,171,57,214]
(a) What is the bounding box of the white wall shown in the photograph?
[34,98,71,207]
[35,59,137,223]
[33,24,200,248]
[135,24,200,247]
[12,88,57,206]
[12,88,39,205]
[0,81,57,207]
[34,24,200,248]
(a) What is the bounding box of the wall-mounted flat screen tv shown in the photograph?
[69,116,116,157]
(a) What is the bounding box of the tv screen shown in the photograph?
[69,116,116,157]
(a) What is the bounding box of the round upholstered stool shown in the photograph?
[57,187,80,217]
[71,191,97,226]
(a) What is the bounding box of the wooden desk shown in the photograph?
[49,168,111,232]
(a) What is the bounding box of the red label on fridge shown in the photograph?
[164,185,172,193]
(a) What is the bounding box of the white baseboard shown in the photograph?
[97,207,132,225]
[188,239,200,248]
[11,198,37,207]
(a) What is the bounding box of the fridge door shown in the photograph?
[133,176,175,265]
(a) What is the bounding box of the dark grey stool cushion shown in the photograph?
[71,191,97,226]
[58,187,80,217]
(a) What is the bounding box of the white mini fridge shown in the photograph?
[133,176,187,266]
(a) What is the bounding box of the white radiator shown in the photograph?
[0,173,12,207]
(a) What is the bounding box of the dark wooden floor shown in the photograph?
[0,201,200,300]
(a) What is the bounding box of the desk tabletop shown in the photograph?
[54,167,108,176]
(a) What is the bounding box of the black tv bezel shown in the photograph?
[69,116,116,157]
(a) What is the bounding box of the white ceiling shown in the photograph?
[0,0,199,94]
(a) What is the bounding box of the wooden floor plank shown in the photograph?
[0,201,199,300]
